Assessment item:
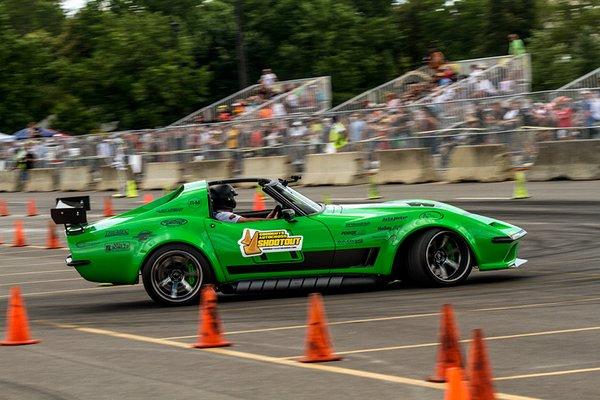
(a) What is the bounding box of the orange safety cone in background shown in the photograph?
[468,329,496,400]
[143,194,154,204]
[427,304,463,382]
[1,286,40,346]
[12,220,27,247]
[252,190,265,211]
[26,199,38,217]
[46,221,62,249]
[192,285,231,349]
[104,197,114,217]
[299,293,342,363]
[444,367,471,400]
[0,200,9,216]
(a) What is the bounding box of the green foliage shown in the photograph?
[0,0,597,134]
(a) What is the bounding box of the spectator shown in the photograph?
[553,97,575,139]
[328,116,348,152]
[272,102,287,118]
[508,34,526,56]
[217,105,232,122]
[259,68,278,94]
[288,120,307,139]
[349,113,366,143]
[582,90,600,139]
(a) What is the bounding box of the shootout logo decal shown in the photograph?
[238,229,303,257]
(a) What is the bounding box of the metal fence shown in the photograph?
[328,55,519,113]
[169,76,331,126]
[556,66,600,91]
[414,54,531,105]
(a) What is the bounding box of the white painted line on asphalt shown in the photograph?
[0,278,81,287]
[282,326,600,358]
[0,269,72,277]
[0,285,134,299]
[495,366,600,381]
[163,312,440,340]
[42,322,539,400]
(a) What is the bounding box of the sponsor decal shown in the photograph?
[382,216,407,222]
[104,229,129,238]
[105,242,131,252]
[341,230,364,236]
[156,207,184,214]
[160,218,188,227]
[135,231,154,242]
[337,238,364,245]
[188,199,202,208]
[238,228,303,257]
[419,211,444,220]
[75,240,102,249]
[345,221,370,227]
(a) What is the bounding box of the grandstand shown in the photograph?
[328,55,521,113]
[170,76,331,126]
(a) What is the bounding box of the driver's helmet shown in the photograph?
[210,184,238,211]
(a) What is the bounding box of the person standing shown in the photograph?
[508,34,526,56]
[328,116,348,153]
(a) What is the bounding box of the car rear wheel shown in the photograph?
[406,229,472,286]
[142,244,211,306]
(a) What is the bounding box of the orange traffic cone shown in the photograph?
[104,197,114,217]
[0,200,9,216]
[1,286,40,346]
[300,293,342,363]
[46,221,62,249]
[12,220,27,247]
[444,367,471,400]
[26,199,38,217]
[143,194,154,204]
[468,329,496,400]
[192,285,231,349]
[427,304,464,382]
[252,189,265,211]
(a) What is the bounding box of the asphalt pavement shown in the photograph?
[1,180,599,400]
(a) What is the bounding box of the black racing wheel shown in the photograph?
[142,243,212,306]
[406,229,472,286]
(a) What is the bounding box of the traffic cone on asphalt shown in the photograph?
[252,188,265,211]
[1,287,40,346]
[427,304,464,383]
[444,367,471,400]
[12,220,27,247]
[467,329,496,400]
[367,176,382,200]
[300,293,342,363]
[46,221,62,249]
[26,199,38,217]
[126,180,138,198]
[0,200,9,216]
[512,170,530,199]
[103,197,114,217]
[192,285,231,349]
[143,194,154,204]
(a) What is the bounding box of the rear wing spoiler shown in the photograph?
[50,196,90,226]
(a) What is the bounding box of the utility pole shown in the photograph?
[235,0,248,89]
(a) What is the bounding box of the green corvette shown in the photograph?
[51,177,526,306]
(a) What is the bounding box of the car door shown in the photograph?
[205,216,335,281]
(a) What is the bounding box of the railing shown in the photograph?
[238,76,331,119]
[414,54,531,106]
[328,55,518,113]
[556,66,600,91]
[169,77,330,126]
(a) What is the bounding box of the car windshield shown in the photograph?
[271,184,322,215]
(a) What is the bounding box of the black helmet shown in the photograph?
[210,184,237,210]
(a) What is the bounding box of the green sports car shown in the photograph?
[51,177,526,306]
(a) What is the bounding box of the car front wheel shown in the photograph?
[142,244,211,306]
[406,229,472,286]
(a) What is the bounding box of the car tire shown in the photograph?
[142,243,213,306]
[406,229,472,286]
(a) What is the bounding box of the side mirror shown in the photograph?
[281,209,296,222]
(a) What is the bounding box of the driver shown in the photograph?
[210,184,280,223]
